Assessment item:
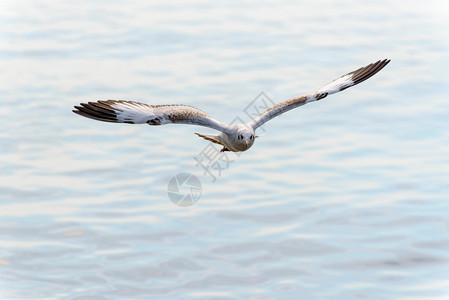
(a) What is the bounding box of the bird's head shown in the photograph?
[231,125,256,151]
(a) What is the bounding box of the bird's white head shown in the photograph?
[227,125,256,152]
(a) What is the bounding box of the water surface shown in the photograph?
[1,0,449,299]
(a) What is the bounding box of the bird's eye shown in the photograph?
[238,135,243,140]
[250,135,254,139]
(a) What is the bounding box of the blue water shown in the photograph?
[1,0,449,299]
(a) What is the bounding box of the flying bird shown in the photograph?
[73,59,390,152]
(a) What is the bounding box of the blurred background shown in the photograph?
[1,0,448,299]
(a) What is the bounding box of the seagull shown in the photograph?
[73,59,390,152]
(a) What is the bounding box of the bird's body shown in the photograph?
[73,59,390,152]
[195,124,256,152]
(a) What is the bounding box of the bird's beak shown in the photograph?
[245,141,249,146]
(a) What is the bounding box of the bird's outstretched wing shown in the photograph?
[248,59,390,130]
[73,100,231,133]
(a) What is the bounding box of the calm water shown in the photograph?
[1,0,449,299]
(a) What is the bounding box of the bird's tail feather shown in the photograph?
[194,133,223,146]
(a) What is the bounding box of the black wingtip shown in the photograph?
[349,58,391,86]
[72,101,119,123]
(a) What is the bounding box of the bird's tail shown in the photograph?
[194,133,223,146]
